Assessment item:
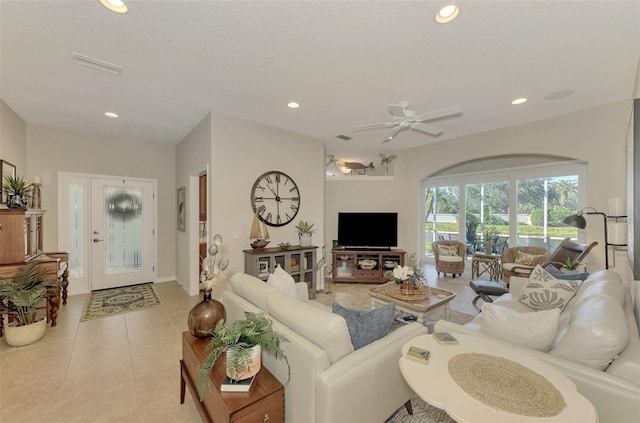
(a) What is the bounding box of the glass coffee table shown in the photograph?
[368,284,456,324]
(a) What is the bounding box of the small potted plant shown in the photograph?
[197,312,290,399]
[3,174,32,209]
[561,257,581,272]
[0,263,61,346]
[295,220,316,247]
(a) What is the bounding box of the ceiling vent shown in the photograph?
[336,134,352,141]
[72,52,123,76]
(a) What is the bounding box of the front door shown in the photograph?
[90,178,155,290]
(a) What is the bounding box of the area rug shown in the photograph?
[80,283,161,321]
[386,308,474,423]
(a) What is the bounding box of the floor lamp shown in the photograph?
[563,207,608,269]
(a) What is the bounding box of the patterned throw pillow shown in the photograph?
[520,265,582,311]
[332,302,395,349]
[436,244,458,256]
[515,251,546,266]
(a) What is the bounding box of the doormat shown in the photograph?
[81,283,162,321]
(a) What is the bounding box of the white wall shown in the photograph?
[175,113,212,294]
[25,125,177,279]
[209,113,326,284]
[326,100,632,271]
[0,99,27,176]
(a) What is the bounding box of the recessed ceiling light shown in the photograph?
[545,89,575,101]
[511,98,527,105]
[435,5,459,23]
[287,102,300,109]
[99,0,128,14]
[105,112,119,118]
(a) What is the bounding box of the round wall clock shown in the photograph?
[250,171,300,227]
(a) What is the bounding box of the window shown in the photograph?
[421,160,586,259]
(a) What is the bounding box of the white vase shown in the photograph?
[299,233,312,247]
[4,318,47,347]
[226,344,261,381]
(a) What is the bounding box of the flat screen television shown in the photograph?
[337,212,398,249]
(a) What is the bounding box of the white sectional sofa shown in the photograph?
[222,272,429,423]
[436,269,640,423]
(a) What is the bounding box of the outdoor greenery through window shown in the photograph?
[423,161,584,258]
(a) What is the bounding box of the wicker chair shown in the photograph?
[432,240,466,278]
[501,246,550,283]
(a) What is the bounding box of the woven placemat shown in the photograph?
[448,353,566,417]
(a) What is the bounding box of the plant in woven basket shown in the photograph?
[384,253,425,286]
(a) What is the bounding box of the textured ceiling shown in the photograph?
[1,1,639,163]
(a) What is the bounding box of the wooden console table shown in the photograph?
[180,331,284,423]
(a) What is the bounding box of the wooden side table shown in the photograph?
[180,331,284,423]
[471,253,501,281]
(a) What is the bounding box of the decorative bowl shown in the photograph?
[358,259,377,270]
[384,261,396,269]
[338,255,350,261]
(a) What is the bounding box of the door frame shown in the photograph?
[58,171,158,295]
[187,165,209,296]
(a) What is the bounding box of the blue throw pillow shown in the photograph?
[332,302,396,349]
[545,265,589,281]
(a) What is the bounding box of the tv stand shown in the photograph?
[331,248,405,284]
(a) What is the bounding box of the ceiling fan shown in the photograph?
[353,101,463,143]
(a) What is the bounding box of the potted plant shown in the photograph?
[3,174,32,209]
[0,263,61,346]
[197,312,290,399]
[561,257,581,272]
[295,220,316,247]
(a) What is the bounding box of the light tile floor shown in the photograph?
[0,262,480,422]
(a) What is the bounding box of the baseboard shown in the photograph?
[155,276,176,283]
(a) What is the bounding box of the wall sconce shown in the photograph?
[563,207,608,269]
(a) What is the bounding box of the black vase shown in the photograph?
[187,290,226,338]
[7,194,28,209]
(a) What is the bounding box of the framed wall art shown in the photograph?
[177,186,186,232]
[0,160,16,204]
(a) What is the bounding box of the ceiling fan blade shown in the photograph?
[414,105,463,122]
[353,122,395,130]
[411,122,443,136]
[382,127,403,143]
[388,104,407,118]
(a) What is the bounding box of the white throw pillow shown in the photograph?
[480,303,560,352]
[266,265,297,299]
[520,265,581,311]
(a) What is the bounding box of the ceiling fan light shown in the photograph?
[512,97,527,105]
[287,102,300,109]
[435,5,459,23]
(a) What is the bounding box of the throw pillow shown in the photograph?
[514,251,546,266]
[520,265,582,311]
[436,244,458,256]
[266,265,297,299]
[480,303,560,352]
[332,302,395,349]
[544,265,589,281]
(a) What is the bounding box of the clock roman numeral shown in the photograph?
[264,175,273,184]
[290,204,298,212]
[258,205,266,214]
[276,215,282,224]
[265,212,273,222]
[253,196,263,202]
[275,173,280,183]
[256,184,266,191]
[289,186,298,193]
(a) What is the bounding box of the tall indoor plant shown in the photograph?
[0,263,61,346]
[197,312,290,399]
